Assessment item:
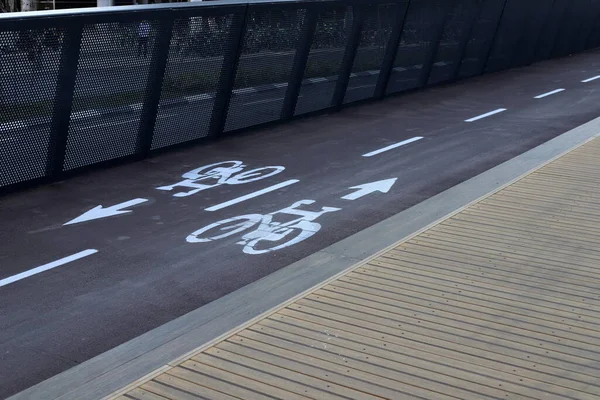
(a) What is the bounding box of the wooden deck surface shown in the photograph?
[110,138,600,400]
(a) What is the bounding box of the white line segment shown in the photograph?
[0,249,98,288]
[534,88,565,99]
[309,77,328,83]
[362,136,424,157]
[465,108,507,122]
[205,179,300,212]
[582,75,600,83]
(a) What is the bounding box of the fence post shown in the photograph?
[136,17,174,158]
[331,5,366,110]
[281,8,318,120]
[45,22,83,178]
[417,0,454,88]
[374,0,411,99]
[209,7,248,137]
[450,0,483,81]
[480,0,508,74]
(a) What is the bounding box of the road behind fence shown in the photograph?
[1,0,599,192]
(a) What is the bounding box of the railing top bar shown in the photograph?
[0,0,352,21]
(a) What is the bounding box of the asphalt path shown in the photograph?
[2,49,600,398]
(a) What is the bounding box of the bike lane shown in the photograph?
[2,49,600,397]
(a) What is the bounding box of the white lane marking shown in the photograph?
[309,77,328,83]
[347,84,376,91]
[80,119,138,129]
[465,108,507,122]
[233,87,257,95]
[534,88,565,99]
[362,136,423,157]
[342,178,397,200]
[274,83,289,88]
[186,94,213,102]
[64,198,148,226]
[243,97,284,106]
[71,110,101,119]
[0,249,98,288]
[0,121,26,131]
[582,75,600,83]
[205,179,300,212]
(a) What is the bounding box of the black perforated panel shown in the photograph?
[152,14,238,150]
[343,3,396,104]
[224,8,306,132]
[484,0,526,73]
[294,6,351,115]
[0,28,63,186]
[427,0,478,85]
[63,21,156,171]
[386,0,438,94]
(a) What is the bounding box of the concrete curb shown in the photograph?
[0,65,430,133]
[10,114,600,400]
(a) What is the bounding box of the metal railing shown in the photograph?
[1,0,599,192]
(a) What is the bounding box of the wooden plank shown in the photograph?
[168,364,275,400]
[176,361,307,400]
[234,329,489,400]
[332,275,600,335]
[382,247,600,307]
[153,373,240,400]
[480,196,600,218]
[405,235,600,280]
[425,224,600,269]
[310,288,600,354]
[216,338,429,400]
[296,296,599,366]
[255,316,598,399]
[140,380,202,400]
[201,347,357,400]
[192,351,339,400]
[281,303,600,379]
[275,309,600,392]
[344,269,600,331]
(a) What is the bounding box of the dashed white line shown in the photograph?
[347,84,376,91]
[362,136,424,157]
[185,93,212,102]
[71,110,100,119]
[308,77,328,83]
[233,87,257,95]
[534,88,565,99]
[581,75,600,83]
[0,121,26,131]
[0,249,98,288]
[465,108,507,122]
[205,179,300,212]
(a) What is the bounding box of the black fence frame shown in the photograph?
[1,0,599,194]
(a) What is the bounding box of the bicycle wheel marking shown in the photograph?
[156,160,286,198]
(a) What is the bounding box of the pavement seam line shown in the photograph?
[103,133,600,400]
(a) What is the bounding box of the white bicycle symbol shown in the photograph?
[187,200,341,254]
[157,160,285,197]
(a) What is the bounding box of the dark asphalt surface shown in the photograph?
[2,49,600,398]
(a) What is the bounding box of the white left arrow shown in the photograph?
[341,178,397,201]
[64,198,149,226]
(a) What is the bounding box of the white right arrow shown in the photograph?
[341,178,397,201]
[64,198,148,226]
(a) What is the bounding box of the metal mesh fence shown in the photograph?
[151,14,237,150]
[224,7,307,132]
[385,0,437,94]
[427,0,478,85]
[0,27,63,186]
[343,3,396,104]
[1,0,599,192]
[63,21,157,170]
[295,6,351,115]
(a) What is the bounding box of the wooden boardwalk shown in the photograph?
[110,138,600,400]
